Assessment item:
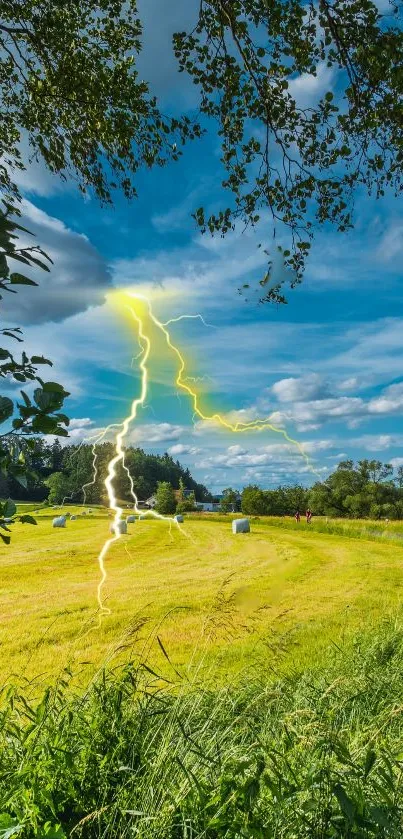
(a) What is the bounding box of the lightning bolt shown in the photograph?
[161,313,216,329]
[95,291,321,616]
[126,293,318,474]
[95,302,189,614]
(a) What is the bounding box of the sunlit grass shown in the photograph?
[2,507,403,686]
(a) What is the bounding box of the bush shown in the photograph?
[176,498,196,514]
[154,481,176,515]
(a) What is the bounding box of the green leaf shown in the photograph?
[333,784,355,824]
[19,515,37,525]
[31,356,52,365]
[42,382,67,394]
[36,824,66,839]
[9,273,38,287]
[20,391,31,408]
[0,397,13,424]
[368,806,390,829]
[4,499,16,518]
[23,254,51,272]
[364,746,376,778]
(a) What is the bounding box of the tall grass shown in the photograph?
[249,515,403,546]
[1,619,403,837]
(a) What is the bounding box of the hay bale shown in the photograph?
[81,511,87,516]
[109,520,127,535]
[174,514,184,523]
[126,515,136,523]
[139,515,147,520]
[70,515,77,521]
[53,516,66,528]
[232,518,250,534]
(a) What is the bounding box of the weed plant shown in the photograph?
[1,619,403,838]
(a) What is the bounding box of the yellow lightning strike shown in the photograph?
[126,292,320,476]
[95,302,189,614]
[161,313,216,329]
[95,291,321,616]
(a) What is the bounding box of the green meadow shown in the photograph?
[2,509,403,837]
[2,507,403,685]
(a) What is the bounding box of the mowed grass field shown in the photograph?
[1,506,403,686]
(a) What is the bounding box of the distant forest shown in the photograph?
[1,441,403,521]
[242,460,403,520]
[0,439,212,505]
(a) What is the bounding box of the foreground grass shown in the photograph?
[2,508,403,684]
[1,619,403,838]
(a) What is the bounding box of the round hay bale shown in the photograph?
[126,515,136,523]
[70,515,77,521]
[232,518,250,534]
[109,520,127,535]
[53,516,66,528]
[174,514,184,523]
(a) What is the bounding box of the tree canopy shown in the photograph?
[0,0,201,203]
[0,438,212,507]
[241,460,403,519]
[1,0,402,297]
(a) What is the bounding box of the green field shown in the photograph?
[2,507,403,686]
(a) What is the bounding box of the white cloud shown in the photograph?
[288,63,335,109]
[376,221,403,265]
[130,423,185,444]
[254,375,403,431]
[337,377,360,391]
[352,434,397,452]
[367,382,403,415]
[168,443,201,456]
[271,373,329,403]
[227,444,247,456]
[69,417,94,430]
[390,458,403,469]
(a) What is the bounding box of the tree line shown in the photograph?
[240,460,403,520]
[0,439,211,506]
[2,444,403,522]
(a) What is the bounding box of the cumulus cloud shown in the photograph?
[367,382,403,415]
[168,443,201,456]
[256,376,403,431]
[129,423,185,444]
[288,63,335,109]
[352,434,398,452]
[271,373,330,403]
[3,200,111,325]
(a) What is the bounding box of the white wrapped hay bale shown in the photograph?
[53,516,66,528]
[109,520,127,535]
[139,515,147,520]
[174,514,184,523]
[232,518,250,534]
[126,515,136,523]
[70,515,77,521]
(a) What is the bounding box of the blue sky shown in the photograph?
[3,0,403,494]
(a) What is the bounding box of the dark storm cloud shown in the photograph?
[136,0,199,106]
[3,201,112,326]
